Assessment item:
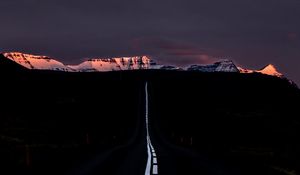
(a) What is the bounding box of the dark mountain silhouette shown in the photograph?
[0,55,299,175]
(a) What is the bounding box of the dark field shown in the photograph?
[1,57,300,175]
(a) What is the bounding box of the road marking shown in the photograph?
[145,144,152,175]
[144,82,158,175]
[153,165,158,174]
[153,157,157,164]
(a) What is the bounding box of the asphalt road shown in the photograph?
[65,82,149,175]
[63,82,240,175]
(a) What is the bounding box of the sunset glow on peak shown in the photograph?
[257,64,283,77]
[2,52,72,71]
[238,64,283,77]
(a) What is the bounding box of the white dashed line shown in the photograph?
[153,165,158,174]
[153,157,157,164]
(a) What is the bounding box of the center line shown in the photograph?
[153,158,158,164]
[144,82,158,175]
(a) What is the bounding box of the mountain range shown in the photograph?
[1,52,283,78]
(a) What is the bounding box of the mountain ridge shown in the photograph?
[1,52,285,78]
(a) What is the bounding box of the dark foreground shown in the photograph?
[0,58,300,175]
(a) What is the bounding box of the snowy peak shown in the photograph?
[2,52,73,71]
[187,59,240,72]
[257,64,283,77]
[67,56,153,72]
[238,64,283,77]
[214,59,240,72]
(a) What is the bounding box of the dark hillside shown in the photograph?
[148,71,300,174]
[0,58,299,174]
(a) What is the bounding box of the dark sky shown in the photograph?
[1,0,300,84]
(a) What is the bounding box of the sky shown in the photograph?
[0,0,299,84]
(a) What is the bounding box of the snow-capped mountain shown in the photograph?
[238,64,283,77]
[2,52,73,71]
[0,52,179,72]
[68,56,153,72]
[257,64,283,77]
[0,52,285,78]
[187,59,240,72]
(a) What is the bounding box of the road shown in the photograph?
[145,82,158,175]
[66,82,237,175]
[66,82,155,175]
